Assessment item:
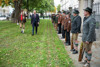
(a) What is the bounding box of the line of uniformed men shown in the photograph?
[51,7,96,67]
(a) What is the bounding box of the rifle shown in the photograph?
[65,33,66,42]
[78,42,84,62]
[71,38,74,50]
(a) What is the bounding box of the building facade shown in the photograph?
[60,0,100,40]
[0,6,11,16]
[78,0,100,40]
[60,0,79,11]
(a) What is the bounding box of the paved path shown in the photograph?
[57,33,100,67]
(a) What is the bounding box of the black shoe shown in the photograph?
[61,37,64,39]
[72,50,78,54]
[58,33,60,34]
[58,32,61,34]
[83,63,90,67]
[70,49,75,51]
[65,43,69,46]
[21,31,23,33]
[32,34,34,36]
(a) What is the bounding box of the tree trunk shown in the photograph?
[11,0,22,23]
[27,0,29,19]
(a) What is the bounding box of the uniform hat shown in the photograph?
[63,11,66,14]
[58,11,61,13]
[66,11,70,15]
[84,7,92,13]
[73,10,79,14]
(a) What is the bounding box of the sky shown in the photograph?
[54,0,60,7]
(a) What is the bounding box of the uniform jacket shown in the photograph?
[58,14,62,24]
[61,15,66,25]
[52,15,56,22]
[55,15,58,23]
[64,18,71,31]
[31,14,40,24]
[71,15,82,33]
[82,15,96,42]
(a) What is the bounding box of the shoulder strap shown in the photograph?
[84,16,92,23]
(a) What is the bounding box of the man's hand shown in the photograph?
[38,22,39,24]
[67,30,69,32]
[85,41,89,44]
[58,22,60,24]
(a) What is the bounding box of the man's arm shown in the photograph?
[37,14,40,24]
[86,18,96,42]
[76,16,82,33]
[31,15,33,24]
[58,15,62,24]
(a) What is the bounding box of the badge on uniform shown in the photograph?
[69,21,71,23]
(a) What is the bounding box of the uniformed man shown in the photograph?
[58,11,62,34]
[61,11,66,39]
[51,14,55,26]
[64,11,71,46]
[55,14,59,31]
[71,10,82,54]
[81,7,96,67]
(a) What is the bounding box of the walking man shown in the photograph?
[20,11,26,33]
[31,10,40,36]
[71,10,82,54]
[82,7,96,67]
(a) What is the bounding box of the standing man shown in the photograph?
[31,10,40,36]
[51,14,55,26]
[64,11,71,46]
[61,11,66,39]
[81,7,96,67]
[58,11,62,34]
[55,14,59,31]
[71,10,82,54]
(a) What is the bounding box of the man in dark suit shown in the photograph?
[31,10,40,36]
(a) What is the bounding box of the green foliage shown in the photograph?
[0,20,74,67]
[1,0,55,13]
[57,4,61,12]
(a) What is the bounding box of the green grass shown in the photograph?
[0,19,74,67]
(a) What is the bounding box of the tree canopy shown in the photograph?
[57,4,61,12]
[0,0,55,12]
[0,0,55,22]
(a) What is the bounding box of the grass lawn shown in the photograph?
[0,19,74,67]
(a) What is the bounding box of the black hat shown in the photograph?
[66,11,70,15]
[84,7,92,13]
[73,10,79,14]
[63,11,66,14]
[58,11,61,13]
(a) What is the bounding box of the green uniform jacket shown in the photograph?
[82,15,96,42]
[55,16,58,23]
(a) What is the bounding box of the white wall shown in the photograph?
[60,0,79,11]
[94,0,100,3]
[0,6,11,16]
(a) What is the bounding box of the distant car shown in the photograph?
[0,16,7,20]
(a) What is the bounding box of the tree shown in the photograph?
[0,0,55,22]
[57,4,61,12]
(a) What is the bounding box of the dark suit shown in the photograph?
[31,14,40,34]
